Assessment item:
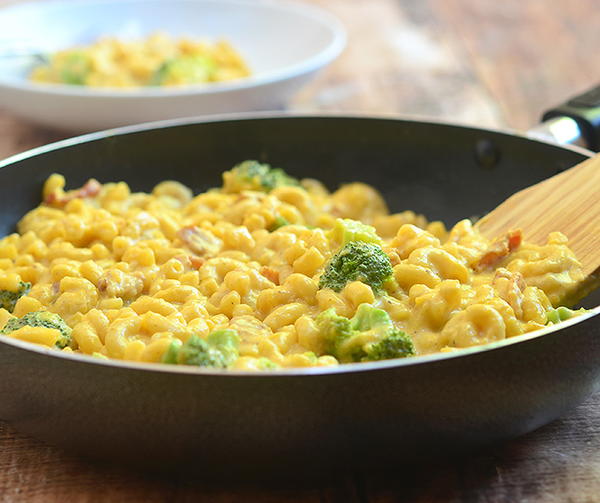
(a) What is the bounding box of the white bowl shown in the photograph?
[0,0,345,132]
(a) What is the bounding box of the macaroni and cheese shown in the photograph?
[0,161,586,370]
[30,33,250,88]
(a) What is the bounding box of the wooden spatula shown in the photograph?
[475,153,600,278]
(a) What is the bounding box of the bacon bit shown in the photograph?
[493,268,526,317]
[77,179,102,199]
[97,277,108,293]
[261,266,280,285]
[507,229,522,251]
[474,229,522,272]
[493,268,526,291]
[188,256,205,269]
[174,254,205,270]
[45,179,102,206]
[177,226,222,256]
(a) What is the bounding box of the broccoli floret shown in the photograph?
[161,338,182,364]
[257,357,279,370]
[206,329,240,364]
[178,335,220,367]
[0,281,31,313]
[328,218,382,246]
[546,306,587,324]
[315,309,353,355]
[222,160,301,193]
[315,304,415,363]
[268,216,290,232]
[365,331,415,361]
[59,51,91,85]
[161,329,240,368]
[351,302,392,330]
[1,311,73,349]
[318,241,393,293]
[151,55,216,86]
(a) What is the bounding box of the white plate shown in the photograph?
[0,0,345,132]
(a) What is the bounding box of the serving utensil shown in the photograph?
[476,153,600,283]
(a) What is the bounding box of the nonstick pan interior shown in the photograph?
[0,116,588,235]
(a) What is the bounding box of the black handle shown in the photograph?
[542,85,600,151]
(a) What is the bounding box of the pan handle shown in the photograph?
[527,85,600,151]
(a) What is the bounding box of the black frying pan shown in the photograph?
[0,104,599,471]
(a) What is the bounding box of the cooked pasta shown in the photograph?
[30,32,250,88]
[0,161,586,370]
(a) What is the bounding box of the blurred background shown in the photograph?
[291,0,599,130]
[0,0,599,156]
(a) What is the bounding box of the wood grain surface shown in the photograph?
[476,153,600,277]
[1,0,600,501]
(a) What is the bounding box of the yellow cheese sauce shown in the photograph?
[30,33,250,88]
[0,162,585,370]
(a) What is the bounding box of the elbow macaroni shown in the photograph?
[0,168,586,369]
[30,32,250,88]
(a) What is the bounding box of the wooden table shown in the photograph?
[1,0,599,501]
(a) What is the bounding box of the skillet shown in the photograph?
[0,106,599,470]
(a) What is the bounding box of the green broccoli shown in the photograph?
[161,338,182,364]
[1,311,73,349]
[315,304,415,363]
[205,329,240,364]
[365,332,415,361]
[257,357,280,370]
[268,216,290,232]
[546,306,587,324]
[328,218,382,246]
[161,329,240,368]
[318,241,393,293]
[59,51,91,85]
[315,310,353,355]
[0,281,31,313]
[178,335,221,367]
[222,160,301,193]
[151,54,216,86]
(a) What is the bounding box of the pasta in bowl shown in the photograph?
[30,33,251,88]
[0,161,586,371]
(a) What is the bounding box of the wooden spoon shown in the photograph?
[475,152,600,285]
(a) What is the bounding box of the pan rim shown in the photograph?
[0,112,596,377]
[0,111,594,170]
[0,305,598,376]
